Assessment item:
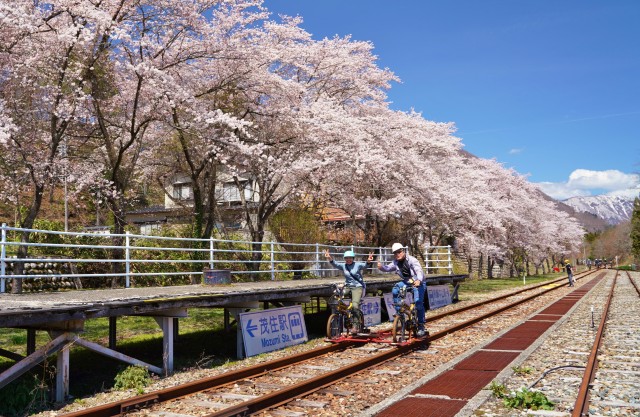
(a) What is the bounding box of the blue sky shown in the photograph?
[264,0,640,200]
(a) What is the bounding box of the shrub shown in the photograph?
[0,374,49,417]
[113,365,151,394]
[511,365,534,375]
[503,387,555,410]
[490,382,554,411]
[489,381,507,398]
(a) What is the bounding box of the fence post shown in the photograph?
[270,241,275,281]
[315,243,320,276]
[424,245,429,275]
[125,231,131,288]
[209,237,214,270]
[1,223,6,293]
[447,245,452,275]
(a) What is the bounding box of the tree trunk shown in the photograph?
[12,184,45,293]
[108,195,127,288]
[487,255,494,279]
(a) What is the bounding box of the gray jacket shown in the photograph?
[378,254,425,285]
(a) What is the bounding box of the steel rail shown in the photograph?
[60,271,598,417]
[571,272,618,417]
[626,270,640,297]
[426,269,596,323]
[205,340,422,417]
[200,272,602,417]
[59,342,357,417]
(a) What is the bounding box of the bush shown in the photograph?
[503,387,555,410]
[511,365,534,375]
[113,365,151,394]
[0,374,49,417]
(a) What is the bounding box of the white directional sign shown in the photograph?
[427,284,451,309]
[239,306,308,357]
[360,296,382,326]
[382,291,414,322]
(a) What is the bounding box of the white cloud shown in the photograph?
[567,169,639,191]
[536,169,640,201]
[508,148,523,155]
[536,182,591,200]
[606,187,640,199]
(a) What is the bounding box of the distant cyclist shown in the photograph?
[377,243,427,337]
[324,249,374,317]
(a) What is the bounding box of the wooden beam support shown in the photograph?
[73,337,163,375]
[0,333,70,391]
[108,316,117,350]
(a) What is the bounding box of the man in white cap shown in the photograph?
[377,243,427,337]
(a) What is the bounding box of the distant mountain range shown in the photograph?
[562,195,637,226]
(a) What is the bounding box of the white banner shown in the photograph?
[239,306,308,357]
[427,284,451,309]
[360,296,382,326]
[382,291,414,322]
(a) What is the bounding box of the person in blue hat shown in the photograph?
[324,249,374,312]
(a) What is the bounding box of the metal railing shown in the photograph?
[0,224,452,292]
[424,245,453,275]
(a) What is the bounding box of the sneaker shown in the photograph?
[416,329,426,337]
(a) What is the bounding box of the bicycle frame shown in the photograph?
[326,284,364,338]
[392,286,418,343]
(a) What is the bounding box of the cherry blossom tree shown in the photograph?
[0,0,587,286]
[0,0,110,291]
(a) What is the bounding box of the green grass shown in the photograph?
[458,271,567,295]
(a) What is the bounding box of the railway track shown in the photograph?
[471,269,639,417]
[572,270,640,417]
[60,270,600,417]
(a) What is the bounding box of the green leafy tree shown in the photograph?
[269,205,326,280]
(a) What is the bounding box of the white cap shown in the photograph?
[391,243,404,253]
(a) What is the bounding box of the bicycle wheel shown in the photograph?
[326,314,343,339]
[392,314,406,343]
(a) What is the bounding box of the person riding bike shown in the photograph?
[377,243,427,337]
[324,249,373,333]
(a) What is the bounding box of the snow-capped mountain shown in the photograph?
[562,195,636,225]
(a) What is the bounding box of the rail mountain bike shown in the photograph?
[326,283,365,338]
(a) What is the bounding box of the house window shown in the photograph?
[221,181,251,202]
[173,183,192,200]
[140,223,162,235]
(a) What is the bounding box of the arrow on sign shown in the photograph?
[246,319,258,337]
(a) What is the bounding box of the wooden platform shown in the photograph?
[0,273,466,402]
[0,274,467,328]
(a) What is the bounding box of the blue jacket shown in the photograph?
[329,260,367,287]
[378,254,425,285]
